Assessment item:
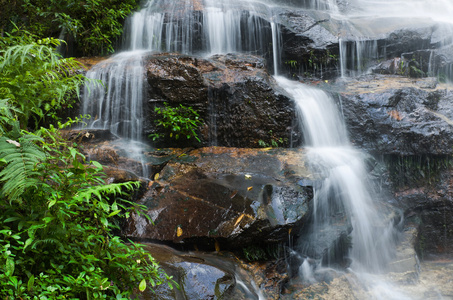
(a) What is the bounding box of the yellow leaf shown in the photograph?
[234,214,245,227]
[176,226,183,237]
[247,186,253,191]
[244,174,252,180]
[289,228,292,235]
[215,241,220,252]
[154,173,159,180]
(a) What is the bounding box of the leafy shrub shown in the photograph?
[0,120,172,298]
[150,102,203,142]
[0,33,85,129]
[5,0,139,56]
[0,36,173,298]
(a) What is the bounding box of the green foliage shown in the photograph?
[243,245,267,261]
[0,119,173,299]
[0,32,174,298]
[6,0,140,56]
[0,34,85,129]
[285,60,298,68]
[242,244,283,261]
[257,130,287,148]
[150,102,203,143]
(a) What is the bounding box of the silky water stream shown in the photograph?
[275,76,417,299]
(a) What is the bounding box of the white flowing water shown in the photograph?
[82,51,147,141]
[124,0,277,56]
[275,76,410,299]
[276,76,396,271]
[81,51,150,177]
[334,0,453,78]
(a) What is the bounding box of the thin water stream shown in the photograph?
[275,75,408,298]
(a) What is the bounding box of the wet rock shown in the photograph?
[277,9,340,79]
[144,53,297,148]
[63,129,119,144]
[123,147,313,248]
[137,244,236,300]
[136,243,287,300]
[395,181,453,256]
[337,75,453,156]
[75,56,111,69]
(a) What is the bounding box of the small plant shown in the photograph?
[243,245,267,261]
[150,102,203,142]
[257,130,287,148]
[285,60,298,68]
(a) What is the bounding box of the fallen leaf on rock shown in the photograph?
[234,214,245,227]
[176,226,183,237]
[230,190,238,198]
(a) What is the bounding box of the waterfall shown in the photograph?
[80,0,283,171]
[81,51,150,177]
[81,51,146,141]
[275,76,400,280]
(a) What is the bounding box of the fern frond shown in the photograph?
[32,238,64,250]
[75,181,140,202]
[0,136,46,202]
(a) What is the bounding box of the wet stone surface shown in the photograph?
[136,243,287,300]
[123,147,314,249]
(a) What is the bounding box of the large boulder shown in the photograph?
[337,75,453,156]
[144,53,297,148]
[123,147,313,249]
[137,243,287,300]
[392,164,453,256]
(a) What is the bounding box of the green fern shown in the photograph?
[0,38,86,128]
[0,135,46,202]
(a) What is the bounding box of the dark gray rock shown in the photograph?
[337,75,453,156]
[144,53,297,148]
[123,147,314,249]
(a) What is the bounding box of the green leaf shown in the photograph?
[5,257,15,276]
[91,160,103,170]
[27,275,35,291]
[99,201,110,212]
[139,279,146,292]
[48,199,57,208]
[107,210,121,218]
[23,237,33,251]
[3,217,20,223]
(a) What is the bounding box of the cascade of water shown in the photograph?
[336,0,453,78]
[124,0,276,56]
[81,51,150,177]
[271,21,281,75]
[80,0,283,178]
[203,5,242,54]
[339,39,380,77]
[275,76,398,275]
[82,51,146,140]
